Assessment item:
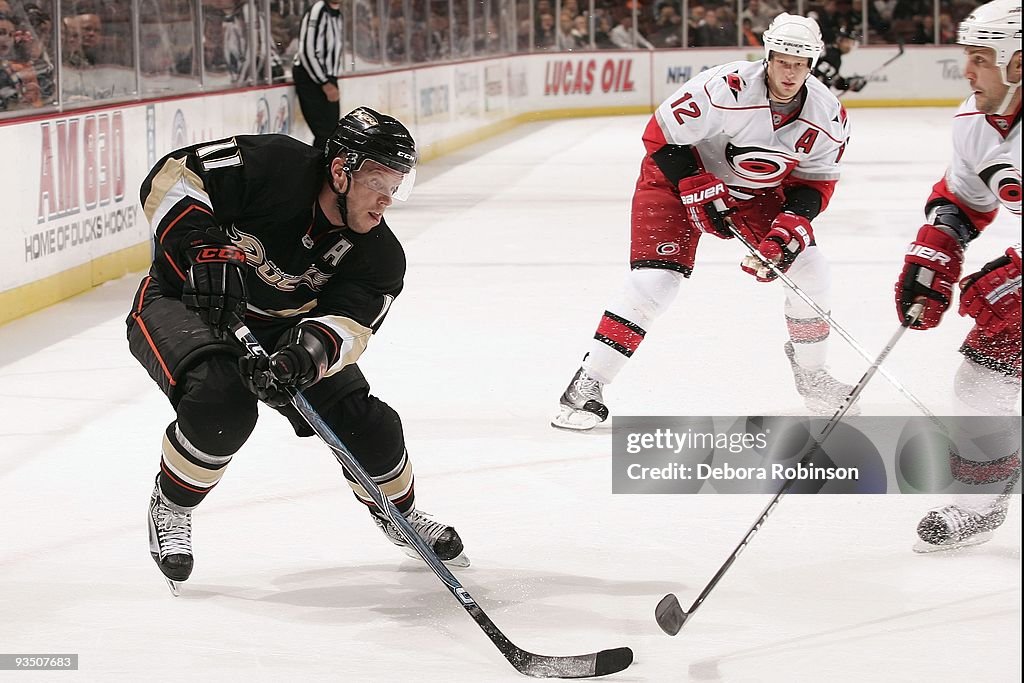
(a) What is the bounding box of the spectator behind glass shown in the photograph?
[556,8,576,50]
[0,13,14,58]
[1,12,27,110]
[570,14,590,49]
[693,7,734,47]
[8,6,54,106]
[686,4,705,46]
[741,0,782,40]
[535,12,557,49]
[742,17,761,45]
[939,11,956,42]
[914,12,936,43]
[807,0,839,45]
[651,3,682,48]
[593,14,615,48]
[609,14,654,49]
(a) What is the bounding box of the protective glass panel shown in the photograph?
[270,0,304,80]
[451,0,470,57]
[60,0,138,104]
[408,0,430,62]
[353,0,382,68]
[384,0,408,65]
[0,0,58,113]
[203,0,283,88]
[140,0,201,96]
[428,0,450,59]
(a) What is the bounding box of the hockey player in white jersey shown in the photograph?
[893,0,1021,552]
[554,13,855,430]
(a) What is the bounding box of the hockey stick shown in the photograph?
[868,38,906,75]
[655,303,924,636]
[233,324,633,679]
[728,222,940,422]
[838,39,905,98]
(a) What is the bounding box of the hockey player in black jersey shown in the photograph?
[127,107,468,590]
[813,28,868,93]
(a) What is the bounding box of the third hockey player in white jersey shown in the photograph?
[555,13,855,430]
[893,0,1021,552]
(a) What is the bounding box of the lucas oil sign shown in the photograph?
[544,58,636,96]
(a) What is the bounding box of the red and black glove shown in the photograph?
[740,213,814,282]
[958,245,1022,334]
[182,242,248,337]
[678,172,731,238]
[239,326,330,408]
[894,225,964,329]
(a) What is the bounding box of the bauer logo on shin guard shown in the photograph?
[906,244,952,265]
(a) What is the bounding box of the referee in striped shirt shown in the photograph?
[293,0,345,150]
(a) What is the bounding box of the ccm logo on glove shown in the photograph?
[193,246,247,265]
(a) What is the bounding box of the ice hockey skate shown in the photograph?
[148,479,194,595]
[913,501,1010,553]
[784,342,861,416]
[372,507,470,568]
[552,366,610,431]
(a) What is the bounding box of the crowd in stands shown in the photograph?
[0,0,980,116]
[522,0,977,51]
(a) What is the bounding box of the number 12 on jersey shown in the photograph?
[670,93,701,123]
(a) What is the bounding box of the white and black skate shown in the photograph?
[372,507,470,568]
[552,366,610,431]
[148,480,194,595]
[913,502,1009,553]
[784,342,861,416]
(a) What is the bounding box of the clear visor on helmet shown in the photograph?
[351,159,416,201]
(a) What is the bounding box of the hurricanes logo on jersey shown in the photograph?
[656,241,681,256]
[978,160,1022,216]
[724,143,799,184]
[723,72,745,101]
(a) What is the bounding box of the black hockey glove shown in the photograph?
[239,326,330,407]
[182,242,248,337]
[846,76,867,92]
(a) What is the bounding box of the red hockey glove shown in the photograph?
[958,245,1022,334]
[894,225,963,329]
[678,172,731,238]
[182,242,248,337]
[740,213,814,282]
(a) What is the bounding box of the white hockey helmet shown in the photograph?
[957,0,1022,68]
[763,13,825,68]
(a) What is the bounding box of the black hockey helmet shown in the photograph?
[325,107,419,175]
[836,26,861,42]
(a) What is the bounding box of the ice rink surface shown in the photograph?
[0,108,1020,682]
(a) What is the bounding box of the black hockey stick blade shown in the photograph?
[655,594,688,636]
[516,647,634,678]
[474,606,633,678]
